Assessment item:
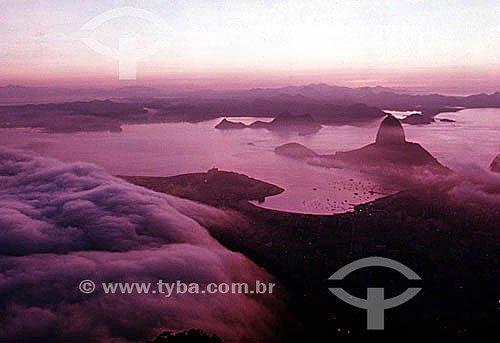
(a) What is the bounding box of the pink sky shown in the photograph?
[1,0,500,94]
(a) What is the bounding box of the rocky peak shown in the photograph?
[490,154,500,173]
[375,115,406,145]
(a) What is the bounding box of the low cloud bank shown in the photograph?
[374,160,500,213]
[445,163,500,209]
[0,149,280,342]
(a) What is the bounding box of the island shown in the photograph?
[215,112,322,135]
[274,143,318,159]
[402,113,435,125]
[214,118,247,129]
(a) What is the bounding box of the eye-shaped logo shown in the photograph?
[80,7,168,80]
[328,256,422,330]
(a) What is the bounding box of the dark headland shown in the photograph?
[118,168,284,206]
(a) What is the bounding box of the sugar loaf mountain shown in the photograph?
[491,154,500,173]
[276,114,448,173]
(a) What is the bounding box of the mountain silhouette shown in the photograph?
[276,115,448,173]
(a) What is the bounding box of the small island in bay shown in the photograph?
[215,112,322,134]
[214,118,248,129]
[402,113,435,125]
[274,143,318,159]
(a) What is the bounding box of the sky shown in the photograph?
[1,0,500,93]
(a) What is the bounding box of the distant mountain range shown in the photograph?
[2,83,500,110]
[0,85,168,103]
[1,83,499,132]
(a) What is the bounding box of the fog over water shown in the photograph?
[1,108,499,214]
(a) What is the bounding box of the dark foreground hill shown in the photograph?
[122,168,500,340]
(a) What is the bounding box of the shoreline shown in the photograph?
[118,169,394,216]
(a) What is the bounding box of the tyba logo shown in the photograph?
[80,7,168,80]
[328,256,421,330]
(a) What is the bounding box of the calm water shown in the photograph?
[1,108,499,214]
